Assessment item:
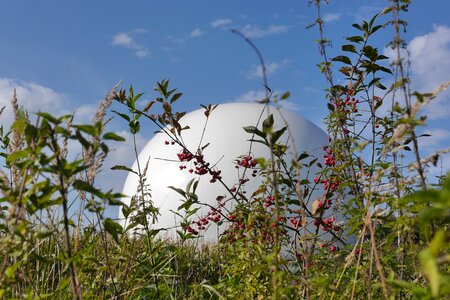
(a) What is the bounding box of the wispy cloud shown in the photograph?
[211,18,233,28]
[189,28,205,38]
[229,90,301,111]
[163,27,206,51]
[354,5,382,23]
[323,13,341,23]
[384,25,450,120]
[0,77,148,197]
[421,128,450,150]
[246,60,290,79]
[304,86,320,94]
[111,31,150,58]
[230,90,268,103]
[241,24,289,38]
[0,78,68,127]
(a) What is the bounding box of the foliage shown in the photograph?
[0,0,449,299]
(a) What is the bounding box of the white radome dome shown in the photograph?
[119,103,345,244]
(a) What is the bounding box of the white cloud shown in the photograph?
[304,86,320,94]
[426,153,450,181]
[111,33,135,48]
[189,28,205,38]
[231,90,268,103]
[167,35,185,45]
[384,25,450,120]
[229,90,301,111]
[0,78,68,127]
[241,24,289,38]
[163,27,206,51]
[111,31,151,59]
[211,18,233,28]
[408,25,450,91]
[72,103,99,124]
[420,128,450,150]
[135,49,150,58]
[246,60,289,79]
[323,13,341,23]
[246,62,280,79]
[0,77,148,188]
[0,77,150,217]
[354,5,382,23]
[278,100,301,112]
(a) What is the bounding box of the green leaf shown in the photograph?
[271,126,287,144]
[104,218,122,243]
[346,35,364,43]
[371,24,383,34]
[375,81,387,90]
[298,153,310,161]
[382,6,393,15]
[129,120,140,134]
[243,126,266,139]
[262,114,274,133]
[163,102,172,114]
[111,165,137,175]
[363,45,378,61]
[103,132,125,142]
[327,103,335,112]
[332,55,352,65]
[420,230,446,297]
[121,204,131,218]
[6,149,29,163]
[280,91,290,100]
[178,199,193,211]
[74,125,97,136]
[368,77,381,88]
[342,44,357,53]
[57,278,71,292]
[73,180,103,197]
[170,92,183,104]
[352,23,363,31]
[368,13,379,27]
[379,66,393,74]
[112,110,131,122]
[5,264,17,279]
[36,112,60,124]
[168,186,186,199]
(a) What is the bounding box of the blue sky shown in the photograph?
[1,0,449,197]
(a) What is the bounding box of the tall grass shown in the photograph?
[0,1,449,299]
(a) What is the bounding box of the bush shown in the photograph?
[0,1,448,299]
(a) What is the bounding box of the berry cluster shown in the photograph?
[323,147,336,167]
[209,169,222,183]
[263,195,275,208]
[321,216,338,232]
[289,217,300,229]
[320,242,338,253]
[185,208,223,236]
[177,148,194,162]
[237,155,257,168]
[175,147,224,183]
[334,89,359,113]
[239,177,250,185]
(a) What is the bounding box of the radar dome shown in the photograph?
[119,103,347,245]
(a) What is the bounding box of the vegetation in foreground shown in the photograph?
[0,1,449,299]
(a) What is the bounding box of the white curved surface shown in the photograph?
[119,103,345,244]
